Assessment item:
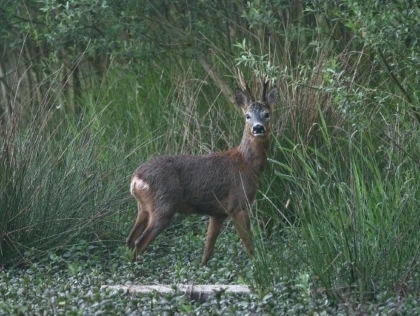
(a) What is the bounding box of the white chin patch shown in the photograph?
[252,133,265,137]
[130,178,150,195]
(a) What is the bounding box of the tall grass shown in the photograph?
[252,111,420,297]
[0,102,132,265]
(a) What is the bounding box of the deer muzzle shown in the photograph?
[252,124,266,136]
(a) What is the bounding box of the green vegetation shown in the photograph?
[1,0,419,313]
[2,233,420,314]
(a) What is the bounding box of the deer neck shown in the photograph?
[238,131,270,174]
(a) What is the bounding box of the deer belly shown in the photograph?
[182,194,232,216]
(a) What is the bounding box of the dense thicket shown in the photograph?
[2,1,419,123]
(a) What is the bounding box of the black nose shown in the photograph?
[252,124,265,134]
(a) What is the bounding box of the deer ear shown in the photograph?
[235,88,248,108]
[266,87,278,107]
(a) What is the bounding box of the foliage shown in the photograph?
[235,39,280,83]
[1,237,420,314]
[312,0,420,123]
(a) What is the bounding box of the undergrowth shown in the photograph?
[2,228,420,315]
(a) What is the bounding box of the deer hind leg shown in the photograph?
[126,202,149,249]
[134,208,176,259]
[201,215,227,267]
[232,210,254,257]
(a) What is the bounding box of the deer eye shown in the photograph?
[245,114,251,120]
[264,112,270,118]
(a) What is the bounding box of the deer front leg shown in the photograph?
[201,215,227,266]
[232,210,254,257]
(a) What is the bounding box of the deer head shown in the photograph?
[235,78,278,138]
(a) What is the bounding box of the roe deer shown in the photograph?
[127,77,278,266]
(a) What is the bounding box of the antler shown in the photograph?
[261,76,269,102]
[238,69,255,102]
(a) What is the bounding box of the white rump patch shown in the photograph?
[130,178,150,195]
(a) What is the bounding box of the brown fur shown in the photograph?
[127,81,278,266]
